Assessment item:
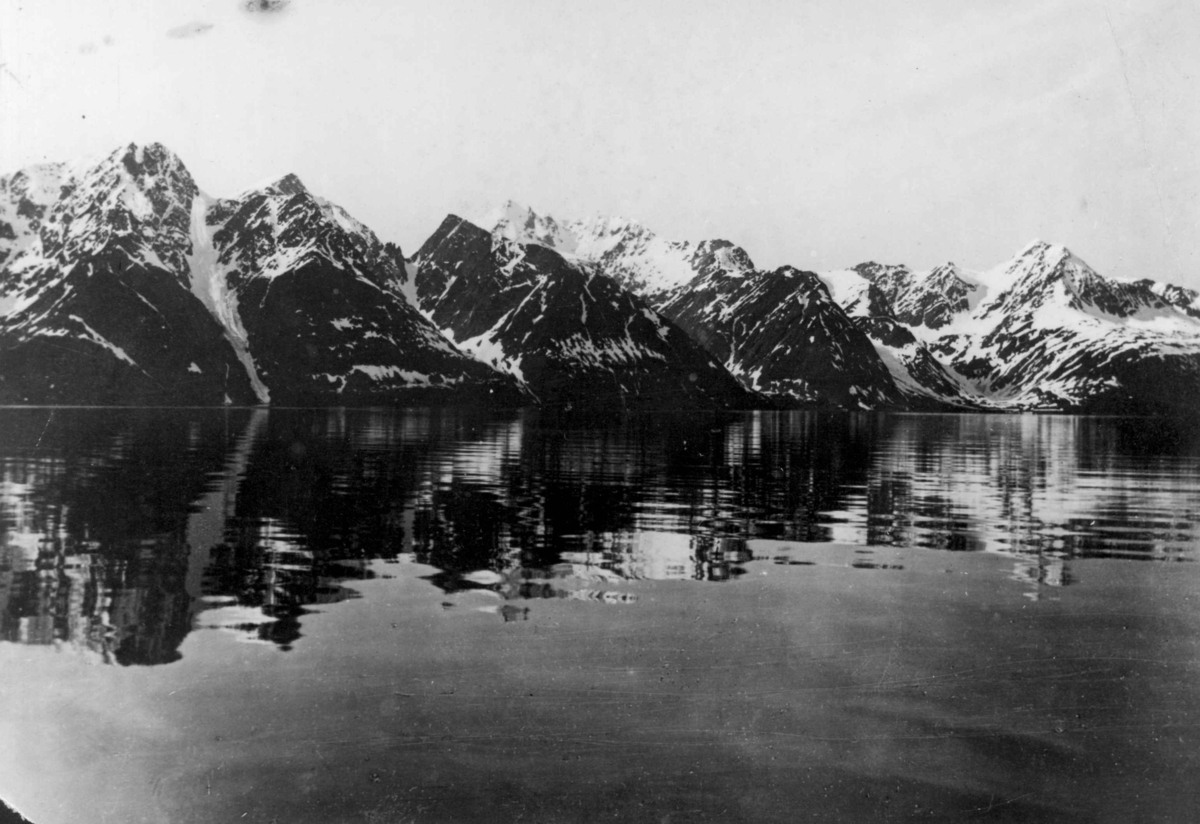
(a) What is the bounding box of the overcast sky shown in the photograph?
[1,0,1196,286]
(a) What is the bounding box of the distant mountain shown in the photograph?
[0,144,521,406]
[5,149,1198,414]
[816,268,977,409]
[927,241,1200,413]
[410,215,751,410]
[481,202,903,408]
[853,261,981,330]
[658,258,903,408]
[480,201,755,302]
[825,242,1200,413]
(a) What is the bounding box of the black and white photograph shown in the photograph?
[0,1,1198,821]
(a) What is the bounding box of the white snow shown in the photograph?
[477,202,704,296]
[67,314,137,367]
[350,365,432,385]
[185,192,270,403]
[817,269,874,316]
[393,259,422,311]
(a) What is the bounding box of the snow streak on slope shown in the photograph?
[0,143,258,405]
[659,262,901,408]
[414,215,750,409]
[186,192,270,403]
[200,175,521,404]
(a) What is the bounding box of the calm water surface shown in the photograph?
[1,408,1198,822]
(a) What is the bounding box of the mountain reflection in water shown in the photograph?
[0,407,1196,665]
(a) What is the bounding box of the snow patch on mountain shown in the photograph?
[478,201,751,299]
[186,192,270,402]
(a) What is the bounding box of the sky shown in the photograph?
[1,0,1197,286]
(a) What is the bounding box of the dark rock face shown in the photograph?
[1143,280,1200,319]
[205,183,522,406]
[857,261,977,330]
[6,147,1199,415]
[823,243,1200,413]
[0,143,522,407]
[0,144,255,405]
[923,243,1200,412]
[413,216,751,410]
[851,316,976,410]
[481,203,902,409]
[658,265,902,408]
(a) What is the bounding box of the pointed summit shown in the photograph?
[261,173,308,197]
[480,200,578,254]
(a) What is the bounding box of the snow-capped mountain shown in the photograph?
[481,202,904,408]
[0,144,256,404]
[480,201,755,302]
[196,173,520,405]
[411,215,751,409]
[926,241,1200,412]
[853,261,982,330]
[815,268,977,408]
[848,316,978,408]
[5,147,1198,414]
[0,143,521,406]
[821,241,1200,413]
[658,259,902,408]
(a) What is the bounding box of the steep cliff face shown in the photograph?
[0,144,522,407]
[480,202,902,408]
[5,147,1198,414]
[412,216,751,410]
[658,264,902,408]
[922,241,1200,412]
[0,143,256,405]
[198,175,521,405]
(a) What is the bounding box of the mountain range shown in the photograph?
[2,143,1198,414]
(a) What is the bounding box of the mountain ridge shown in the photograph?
[3,147,1199,414]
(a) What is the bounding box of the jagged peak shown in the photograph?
[483,199,554,233]
[59,141,200,223]
[692,239,755,276]
[853,261,911,283]
[1004,239,1102,282]
[586,213,655,237]
[422,213,489,248]
[260,172,309,197]
[481,199,535,226]
[97,141,191,182]
[1016,238,1054,256]
[3,143,189,202]
[920,261,975,288]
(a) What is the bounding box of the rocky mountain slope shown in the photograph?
[0,144,256,405]
[658,257,903,408]
[5,148,1198,414]
[481,200,722,303]
[815,268,978,408]
[195,172,521,405]
[830,242,1200,413]
[481,202,905,408]
[410,215,751,409]
[0,144,521,406]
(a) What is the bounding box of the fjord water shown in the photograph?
[1,408,1198,823]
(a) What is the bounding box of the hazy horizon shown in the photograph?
[1,0,1196,286]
